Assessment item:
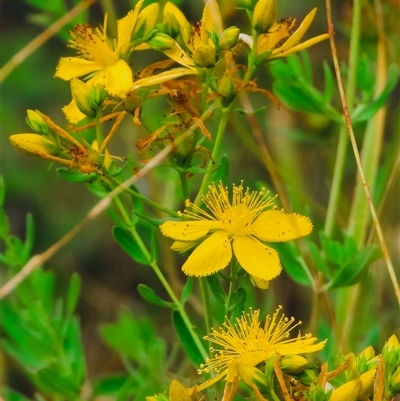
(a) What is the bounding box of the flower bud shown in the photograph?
[134,3,159,38]
[71,78,97,119]
[309,384,332,401]
[253,0,278,34]
[88,85,106,110]
[10,134,58,157]
[280,354,309,375]
[148,33,176,51]
[26,109,48,133]
[218,27,240,50]
[193,43,216,68]
[218,75,235,98]
[358,368,376,399]
[382,334,400,376]
[329,379,361,401]
[163,2,190,39]
[390,365,400,394]
[298,369,317,386]
[237,363,270,392]
[357,346,377,373]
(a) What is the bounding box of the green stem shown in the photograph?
[113,196,208,360]
[110,177,179,217]
[178,171,189,200]
[324,0,362,237]
[225,260,239,317]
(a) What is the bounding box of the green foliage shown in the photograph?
[99,309,168,398]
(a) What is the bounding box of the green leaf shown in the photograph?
[323,61,335,104]
[172,310,204,367]
[57,167,97,182]
[230,287,246,319]
[66,273,81,317]
[92,374,136,397]
[299,51,313,84]
[113,226,151,265]
[328,245,381,289]
[210,154,229,186]
[22,213,35,263]
[137,284,176,309]
[180,276,193,304]
[273,242,313,286]
[352,64,398,123]
[0,175,5,206]
[307,240,331,278]
[206,275,226,305]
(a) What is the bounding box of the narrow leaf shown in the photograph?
[66,273,81,317]
[172,310,204,367]
[180,277,193,305]
[137,284,176,309]
[113,226,150,265]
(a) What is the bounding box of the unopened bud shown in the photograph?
[382,335,400,375]
[357,346,377,373]
[193,43,216,68]
[88,85,106,109]
[357,368,376,399]
[236,363,270,392]
[390,365,400,394]
[298,369,317,386]
[253,0,278,34]
[329,379,361,401]
[280,355,309,375]
[71,78,97,118]
[218,27,240,50]
[218,75,235,98]
[163,2,190,39]
[26,109,48,133]
[10,133,58,157]
[134,3,159,38]
[148,33,175,51]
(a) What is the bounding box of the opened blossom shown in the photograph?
[198,307,326,382]
[160,182,312,281]
[240,8,329,63]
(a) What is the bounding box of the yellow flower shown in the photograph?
[161,0,238,68]
[198,307,326,382]
[55,0,150,97]
[160,182,312,281]
[240,8,329,63]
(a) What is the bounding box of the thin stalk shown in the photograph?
[325,0,400,310]
[114,195,208,360]
[324,0,362,237]
[199,278,213,334]
[225,261,239,318]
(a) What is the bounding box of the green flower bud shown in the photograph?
[148,33,176,51]
[26,109,48,133]
[390,365,400,394]
[253,0,278,34]
[71,78,97,119]
[329,379,361,401]
[309,384,332,401]
[298,369,317,386]
[88,85,106,109]
[280,354,309,375]
[218,27,240,50]
[193,43,216,68]
[218,75,235,98]
[382,335,400,376]
[10,133,58,157]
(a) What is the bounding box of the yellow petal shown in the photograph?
[182,231,232,276]
[116,0,145,55]
[202,0,223,40]
[169,379,191,401]
[232,235,282,280]
[161,42,196,68]
[171,240,198,252]
[164,2,191,41]
[62,100,87,124]
[278,8,317,52]
[270,34,329,59]
[160,220,220,241]
[133,67,196,90]
[252,210,313,242]
[104,60,133,97]
[54,57,101,80]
